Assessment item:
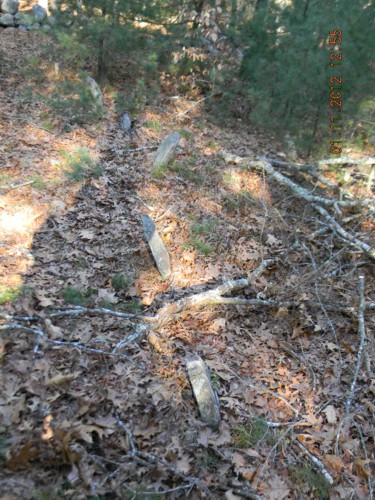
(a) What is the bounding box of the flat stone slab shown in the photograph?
[153,132,180,168]
[186,355,220,428]
[141,214,171,280]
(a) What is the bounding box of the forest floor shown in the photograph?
[0,29,374,499]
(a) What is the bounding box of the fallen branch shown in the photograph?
[0,323,136,363]
[312,204,375,260]
[48,306,149,321]
[115,412,215,498]
[258,158,374,208]
[335,276,367,451]
[296,441,334,485]
[0,180,34,192]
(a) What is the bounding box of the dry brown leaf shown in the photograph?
[324,454,344,473]
[44,319,64,339]
[353,458,373,478]
[4,442,41,470]
[147,331,164,353]
[323,405,338,424]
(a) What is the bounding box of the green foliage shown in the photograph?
[170,161,204,185]
[191,219,216,236]
[0,285,21,305]
[177,128,193,140]
[0,285,33,305]
[21,55,45,83]
[210,372,221,390]
[223,192,255,213]
[111,273,132,291]
[61,148,103,182]
[188,218,216,255]
[0,174,12,188]
[190,238,214,256]
[61,286,96,306]
[289,465,330,499]
[47,79,103,125]
[117,299,142,313]
[151,163,168,179]
[196,449,219,469]
[53,32,90,70]
[30,175,48,190]
[144,120,163,132]
[216,0,375,157]
[233,418,274,447]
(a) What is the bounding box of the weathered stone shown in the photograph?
[85,76,103,109]
[120,113,132,132]
[141,214,171,280]
[14,12,33,26]
[1,0,18,14]
[221,150,248,165]
[32,4,47,21]
[0,13,14,26]
[186,355,220,428]
[153,132,180,168]
[28,22,40,30]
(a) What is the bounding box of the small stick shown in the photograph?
[296,441,334,485]
[0,180,34,192]
[335,276,367,452]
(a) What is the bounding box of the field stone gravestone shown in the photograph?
[85,76,103,109]
[153,132,180,168]
[141,214,171,280]
[186,355,220,428]
[120,113,132,132]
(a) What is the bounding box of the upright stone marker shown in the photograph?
[142,215,171,280]
[120,113,132,132]
[85,76,103,110]
[153,132,180,168]
[186,355,220,428]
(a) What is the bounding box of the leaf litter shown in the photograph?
[0,29,374,499]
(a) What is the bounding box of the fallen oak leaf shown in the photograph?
[4,441,41,470]
[353,458,373,479]
[323,454,345,473]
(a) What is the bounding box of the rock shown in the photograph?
[186,355,220,428]
[0,13,14,26]
[29,22,40,30]
[153,132,180,168]
[85,76,103,109]
[42,23,50,31]
[1,0,18,15]
[141,214,171,280]
[221,150,248,165]
[32,4,46,22]
[120,113,132,132]
[18,24,28,30]
[15,12,33,26]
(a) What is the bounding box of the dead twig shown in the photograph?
[114,412,215,498]
[312,204,375,260]
[296,441,334,485]
[335,276,368,452]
